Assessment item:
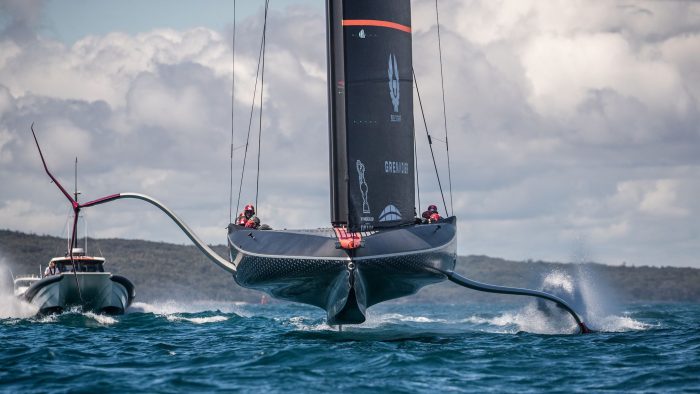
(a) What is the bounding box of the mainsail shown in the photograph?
[327,0,415,231]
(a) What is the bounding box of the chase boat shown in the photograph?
[15,248,135,315]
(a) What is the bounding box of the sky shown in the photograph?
[0,0,698,268]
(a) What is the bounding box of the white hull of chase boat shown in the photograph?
[21,273,135,315]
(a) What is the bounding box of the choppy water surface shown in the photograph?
[1,298,698,393]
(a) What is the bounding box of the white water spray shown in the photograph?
[128,300,249,315]
[128,300,249,324]
[494,267,649,334]
[0,257,39,319]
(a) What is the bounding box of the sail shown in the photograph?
[327,0,415,231]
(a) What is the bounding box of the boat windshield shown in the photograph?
[58,261,105,273]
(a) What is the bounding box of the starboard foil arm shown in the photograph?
[84,193,237,274]
[443,271,593,334]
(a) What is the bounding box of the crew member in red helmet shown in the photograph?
[421,204,441,223]
[243,204,260,229]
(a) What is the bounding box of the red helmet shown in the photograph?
[430,213,441,222]
[244,204,255,215]
[236,214,247,226]
[427,204,438,213]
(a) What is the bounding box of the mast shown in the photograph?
[326,0,416,231]
[70,156,80,251]
[326,0,349,227]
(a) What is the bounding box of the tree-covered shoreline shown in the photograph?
[1,229,698,303]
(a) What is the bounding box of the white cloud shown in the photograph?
[522,32,686,118]
[0,1,699,268]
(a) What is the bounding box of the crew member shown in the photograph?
[236,212,247,226]
[44,260,60,277]
[243,204,260,229]
[421,204,441,223]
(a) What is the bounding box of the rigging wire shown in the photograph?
[69,157,83,302]
[228,0,237,224]
[60,206,71,257]
[84,213,105,258]
[414,126,421,214]
[255,0,270,212]
[434,0,454,216]
[84,213,87,254]
[235,2,270,216]
[413,68,448,215]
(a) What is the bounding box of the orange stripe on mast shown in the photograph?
[342,19,412,33]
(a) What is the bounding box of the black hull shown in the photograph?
[229,217,457,324]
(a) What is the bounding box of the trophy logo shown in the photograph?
[356,160,370,214]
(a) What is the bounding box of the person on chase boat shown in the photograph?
[43,260,60,277]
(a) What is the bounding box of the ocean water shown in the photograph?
[1,297,698,393]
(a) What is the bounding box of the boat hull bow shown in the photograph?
[230,217,457,324]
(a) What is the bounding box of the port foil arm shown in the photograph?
[84,193,237,274]
[30,124,235,274]
[444,271,593,334]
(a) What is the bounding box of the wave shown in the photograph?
[128,300,249,316]
[82,311,119,325]
[165,315,229,324]
[127,300,246,325]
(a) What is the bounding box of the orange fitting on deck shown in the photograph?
[334,227,362,250]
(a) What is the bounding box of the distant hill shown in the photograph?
[1,229,698,304]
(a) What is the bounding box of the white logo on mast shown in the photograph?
[388,53,401,122]
[356,160,370,214]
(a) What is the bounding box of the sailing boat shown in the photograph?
[229,1,455,324]
[30,0,591,332]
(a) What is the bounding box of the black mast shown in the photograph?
[326,0,349,227]
[326,0,415,231]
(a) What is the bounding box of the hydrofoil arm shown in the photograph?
[82,193,237,274]
[31,124,236,275]
[443,271,593,334]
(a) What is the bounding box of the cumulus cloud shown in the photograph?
[0,1,698,267]
[0,0,44,43]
